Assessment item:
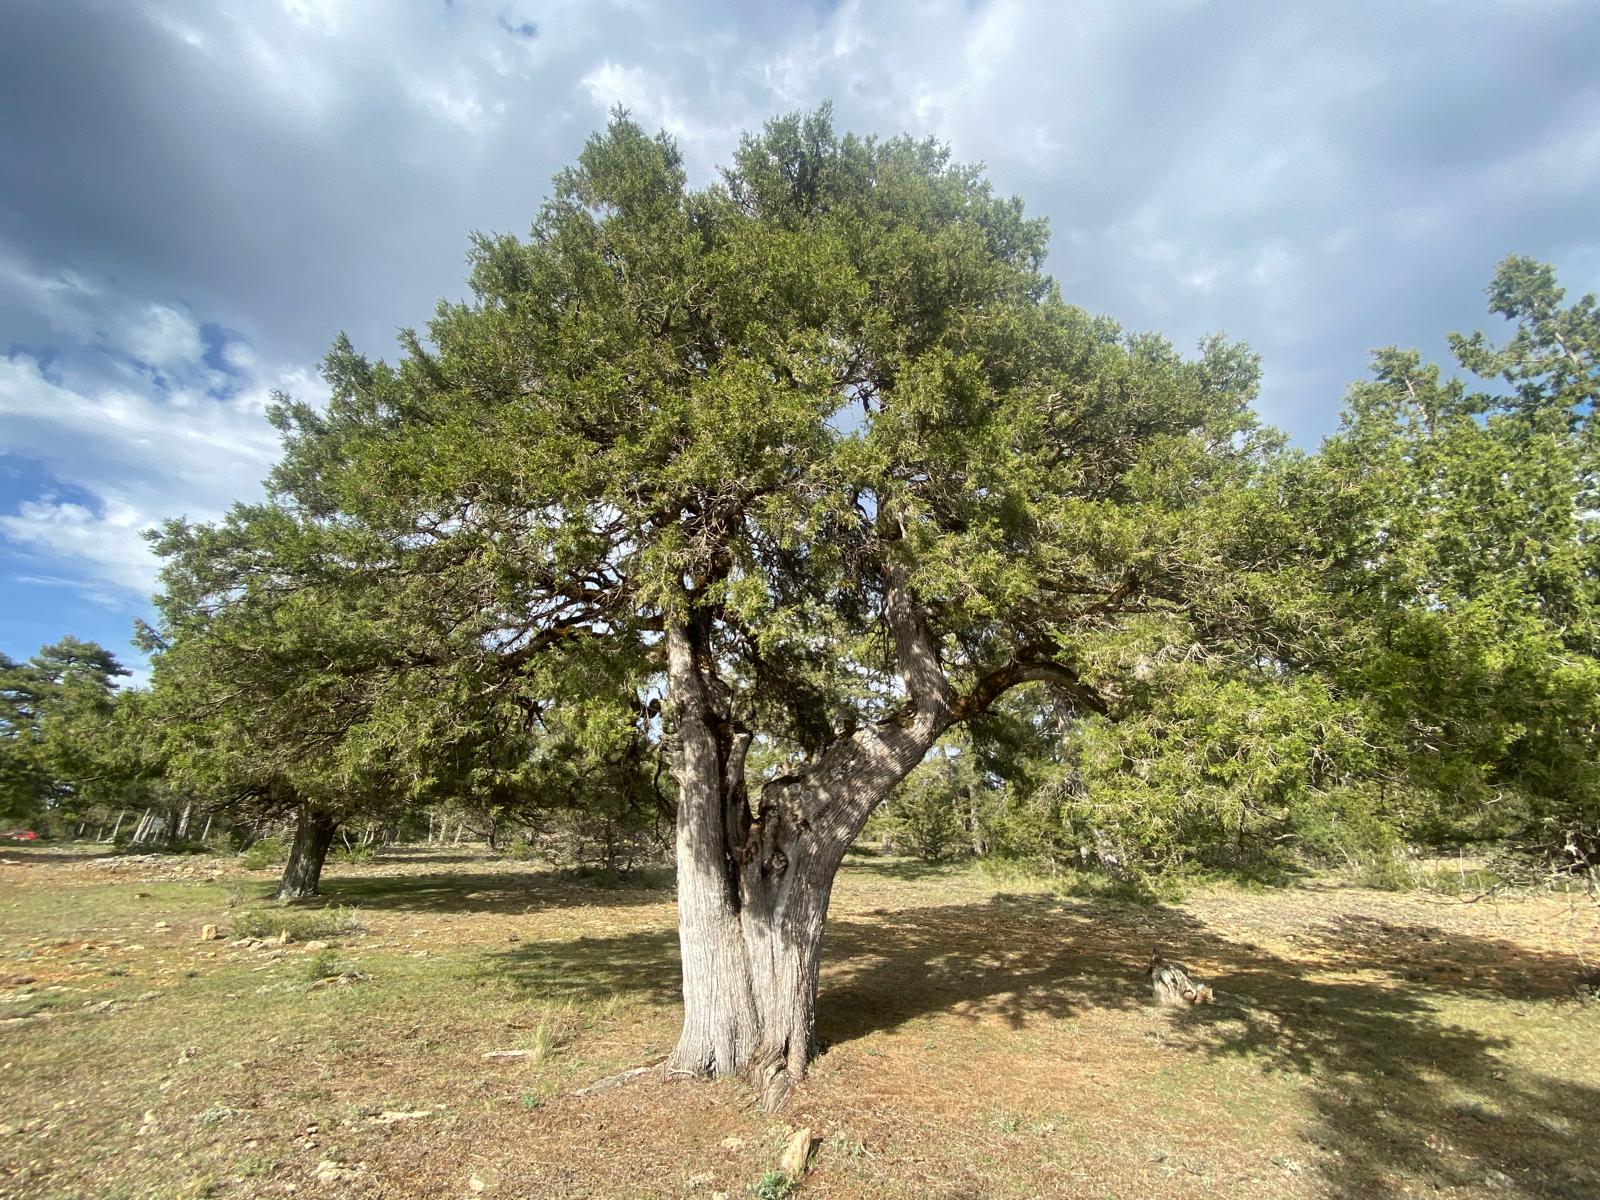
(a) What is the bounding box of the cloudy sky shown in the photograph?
[3,0,1598,676]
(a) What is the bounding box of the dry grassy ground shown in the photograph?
[1,844,1597,1200]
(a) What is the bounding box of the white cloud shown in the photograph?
[0,291,312,606]
[579,61,738,156]
[0,496,160,596]
[118,303,204,370]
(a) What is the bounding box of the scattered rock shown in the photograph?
[311,1159,365,1184]
[779,1126,816,1178]
[468,1167,502,1192]
[152,921,170,931]
[303,940,330,952]
[199,924,219,942]
[719,1135,745,1151]
[307,970,366,989]
[372,1109,432,1124]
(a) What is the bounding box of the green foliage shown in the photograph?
[0,639,134,829]
[231,906,362,942]
[984,255,1600,878]
[881,748,972,861]
[240,837,287,870]
[139,105,1277,872]
[111,100,1600,889]
[301,947,344,983]
[749,1171,798,1200]
[1291,255,1600,858]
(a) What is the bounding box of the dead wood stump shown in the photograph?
[1147,950,1214,1006]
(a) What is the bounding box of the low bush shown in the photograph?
[239,837,287,870]
[231,906,363,942]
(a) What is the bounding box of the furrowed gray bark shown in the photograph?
[276,805,338,900]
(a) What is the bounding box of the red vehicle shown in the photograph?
[1,831,38,841]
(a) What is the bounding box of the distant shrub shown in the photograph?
[240,837,287,870]
[330,843,376,865]
[232,906,363,942]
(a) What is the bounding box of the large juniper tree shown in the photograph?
[164,109,1297,1105]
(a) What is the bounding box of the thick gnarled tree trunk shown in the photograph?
[663,559,1090,1109]
[276,806,339,901]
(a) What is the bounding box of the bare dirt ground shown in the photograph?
[1,844,1597,1199]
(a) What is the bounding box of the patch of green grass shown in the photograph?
[301,948,345,984]
[979,858,1163,904]
[749,1170,797,1200]
[987,1107,1023,1133]
[2,989,70,1018]
[1341,851,1504,896]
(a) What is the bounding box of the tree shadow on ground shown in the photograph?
[318,867,674,914]
[824,892,1598,1200]
[478,890,1597,1198]
[481,927,683,1006]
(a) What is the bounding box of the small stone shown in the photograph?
[312,1159,365,1184]
[779,1126,815,1178]
[303,940,330,952]
[372,1109,431,1123]
[199,924,219,942]
[719,1135,744,1151]
[153,921,170,931]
